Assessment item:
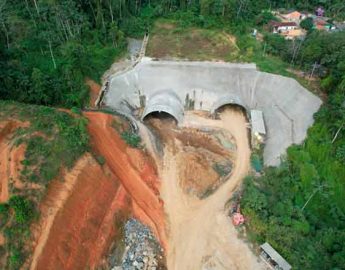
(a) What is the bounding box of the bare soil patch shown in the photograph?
[28,113,165,270]
[32,154,125,270]
[85,78,101,107]
[146,115,235,198]
[0,233,4,246]
[154,109,264,270]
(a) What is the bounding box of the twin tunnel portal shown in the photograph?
[141,89,247,124]
[103,60,322,166]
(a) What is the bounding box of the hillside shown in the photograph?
[0,102,166,269]
[1,0,345,269]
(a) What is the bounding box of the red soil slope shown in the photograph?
[85,112,167,249]
[85,78,101,107]
[29,112,165,270]
[34,155,130,270]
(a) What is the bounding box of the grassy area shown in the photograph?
[146,19,239,61]
[0,100,89,269]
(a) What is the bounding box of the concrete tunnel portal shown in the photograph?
[142,90,248,124]
[103,60,322,166]
[142,89,184,123]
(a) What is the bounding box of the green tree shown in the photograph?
[300,17,314,31]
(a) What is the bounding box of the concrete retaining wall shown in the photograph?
[104,59,322,166]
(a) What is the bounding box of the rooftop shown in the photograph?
[270,21,297,27]
[283,11,302,19]
[261,242,292,270]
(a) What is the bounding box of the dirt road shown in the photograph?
[160,109,263,270]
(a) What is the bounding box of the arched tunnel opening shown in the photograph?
[143,111,178,126]
[215,103,252,147]
[142,111,178,149]
[215,103,248,119]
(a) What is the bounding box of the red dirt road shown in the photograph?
[85,112,167,250]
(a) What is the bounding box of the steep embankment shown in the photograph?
[32,154,129,270]
[30,112,165,269]
[0,102,165,269]
[85,112,167,250]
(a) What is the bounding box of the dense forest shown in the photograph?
[0,0,344,270]
[1,0,344,107]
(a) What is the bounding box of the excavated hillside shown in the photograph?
[0,102,166,270]
[0,93,264,270]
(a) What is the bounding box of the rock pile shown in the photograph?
[121,218,165,270]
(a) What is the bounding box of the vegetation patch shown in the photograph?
[121,131,142,148]
[250,153,263,172]
[146,19,239,60]
[212,162,232,177]
[242,92,345,269]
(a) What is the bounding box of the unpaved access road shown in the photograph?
[159,109,264,270]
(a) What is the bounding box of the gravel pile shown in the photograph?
[119,218,165,270]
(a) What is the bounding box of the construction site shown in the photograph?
[0,36,322,270]
[90,36,322,269]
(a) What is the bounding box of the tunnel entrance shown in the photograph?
[215,104,247,118]
[143,111,178,126]
[141,89,184,124]
[215,104,251,147]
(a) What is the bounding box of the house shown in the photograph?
[270,21,298,33]
[281,29,306,40]
[282,11,306,23]
[334,21,345,32]
[313,17,335,31]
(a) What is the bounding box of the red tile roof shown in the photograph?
[270,21,297,27]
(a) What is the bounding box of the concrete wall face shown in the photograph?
[104,59,322,166]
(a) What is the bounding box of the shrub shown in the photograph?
[8,196,35,225]
[251,154,263,172]
[121,132,141,148]
[0,204,9,229]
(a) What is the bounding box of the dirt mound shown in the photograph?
[85,112,167,250]
[146,116,235,198]
[178,148,233,198]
